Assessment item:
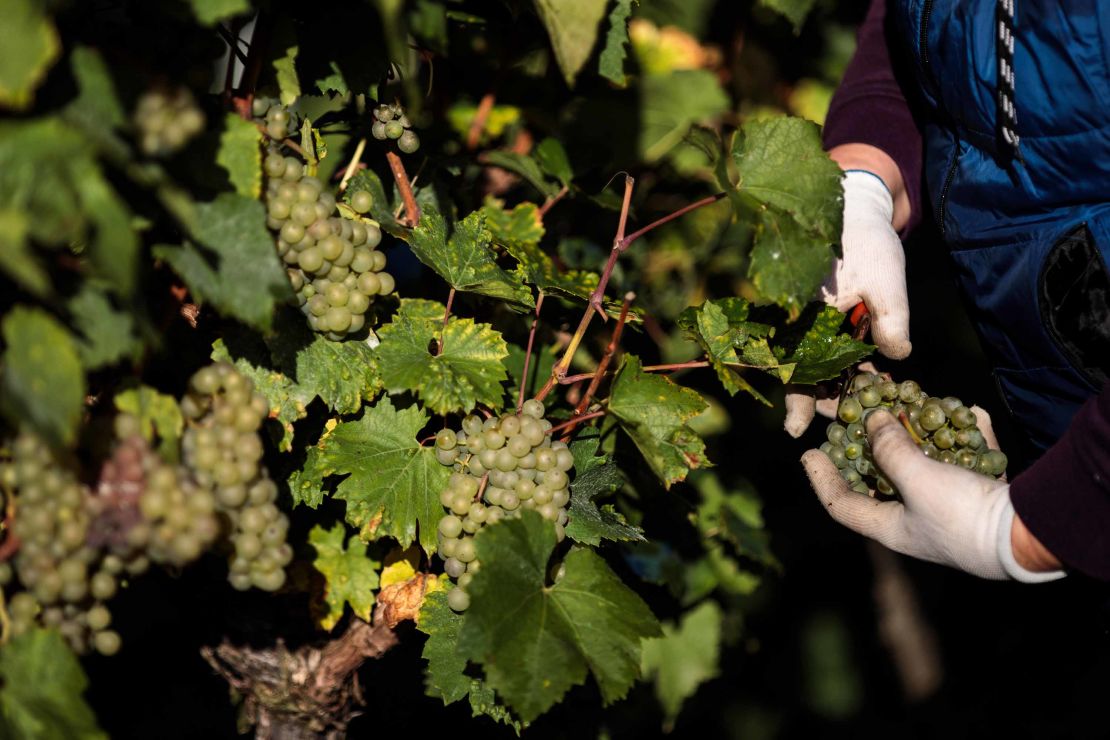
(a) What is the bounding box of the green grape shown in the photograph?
[351,190,373,214]
[838,397,863,423]
[447,587,470,611]
[397,130,420,153]
[384,121,404,139]
[857,387,882,408]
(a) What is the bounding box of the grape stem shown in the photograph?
[897,410,925,445]
[537,185,569,220]
[518,292,545,412]
[573,292,635,419]
[560,359,712,385]
[386,151,421,226]
[536,180,727,401]
[467,92,496,150]
[547,409,606,438]
[252,121,307,157]
[436,287,455,356]
[338,137,367,192]
[475,472,490,502]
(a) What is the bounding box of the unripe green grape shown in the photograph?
[351,190,373,214]
[956,449,978,469]
[851,373,876,392]
[522,399,545,419]
[376,272,395,295]
[535,448,557,471]
[950,406,976,429]
[325,283,349,307]
[939,450,957,465]
[385,121,404,139]
[826,423,849,446]
[979,449,1007,476]
[371,121,387,139]
[857,386,882,408]
[447,588,470,611]
[444,557,466,578]
[544,469,568,490]
[494,448,517,472]
[507,435,531,458]
[844,443,863,460]
[436,429,457,450]
[356,272,381,296]
[397,130,420,154]
[326,307,352,332]
[933,427,956,450]
[898,380,922,403]
[919,404,946,431]
[838,397,863,423]
[551,489,570,508]
[436,447,459,466]
[94,630,122,656]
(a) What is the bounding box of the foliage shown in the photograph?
[0,0,864,735]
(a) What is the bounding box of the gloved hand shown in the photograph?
[784,170,911,437]
[801,408,1065,582]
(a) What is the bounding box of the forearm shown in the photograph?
[829,143,912,232]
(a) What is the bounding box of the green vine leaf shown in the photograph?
[731,117,843,319]
[533,138,574,188]
[773,304,873,384]
[458,511,661,723]
[375,299,509,416]
[640,71,729,162]
[607,354,710,488]
[534,0,610,87]
[291,398,449,554]
[481,151,561,199]
[566,435,643,546]
[693,472,778,570]
[187,0,251,25]
[0,0,60,111]
[0,629,106,739]
[67,284,139,370]
[406,207,533,308]
[677,298,774,403]
[113,386,184,464]
[265,311,381,416]
[598,0,636,86]
[155,194,293,331]
[67,46,124,130]
[217,113,262,198]
[309,523,381,630]
[0,307,85,447]
[417,591,525,731]
[641,600,723,728]
[758,0,818,33]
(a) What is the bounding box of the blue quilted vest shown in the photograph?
[891,0,1110,451]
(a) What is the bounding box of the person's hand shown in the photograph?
[783,167,911,438]
[801,408,1065,582]
[784,361,877,439]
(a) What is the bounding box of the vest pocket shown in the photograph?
[1038,223,1110,387]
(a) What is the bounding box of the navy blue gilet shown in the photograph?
[891,0,1110,451]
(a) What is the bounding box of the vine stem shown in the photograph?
[338,137,367,192]
[546,409,606,437]
[386,151,421,226]
[518,292,545,412]
[537,185,569,220]
[574,292,634,417]
[467,92,496,150]
[617,192,727,251]
[559,360,712,385]
[437,288,455,356]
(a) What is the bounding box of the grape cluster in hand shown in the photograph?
[2,435,123,656]
[823,372,1008,496]
[181,363,292,592]
[133,87,205,156]
[433,400,574,611]
[264,154,395,339]
[372,104,420,154]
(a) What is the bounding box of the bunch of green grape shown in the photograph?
[252,97,295,140]
[263,153,395,339]
[133,87,205,156]
[1,435,122,656]
[371,103,420,154]
[90,415,220,568]
[823,371,1008,496]
[180,363,292,592]
[433,400,574,612]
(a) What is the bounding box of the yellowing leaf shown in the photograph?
[309,523,381,630]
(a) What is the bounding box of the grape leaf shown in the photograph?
[732,117,842,242]
[676,299,772,403]
[758,0,818,33]
[309,523,381,630]
[458,512,660,723]
[693,472,778,570]
[405,207,532,308]
[266,311,381,416]
[216,113,262,198]
[67,46,124,130]
[290,398,450,553]
[567,458,644,546]
[607,354,710,488]
[0,307,85,447]
[212,332,314,452]
[534,0,610,87]
[375,299,509,416]
[113,386,184,464]
[68,285,139,370]
[0,0,60,111]
[417,592,525,731]
[481,151,560,199]
[273,41,300,106]
[0,210,47,297]
[155,194,293,331]
[534,138,574,187]
[773,304,873,384]
[599,0,636,86]
[748,205,835,321]
[0,630,106,740]
[641,600,723,727]
[188,0,251,25]
[640,70,729,162]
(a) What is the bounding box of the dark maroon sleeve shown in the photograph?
[823,0,924,233]
[1010,383,1110,581]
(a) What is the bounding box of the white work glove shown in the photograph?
[785,170,912,437]
[801,408,1065,583]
